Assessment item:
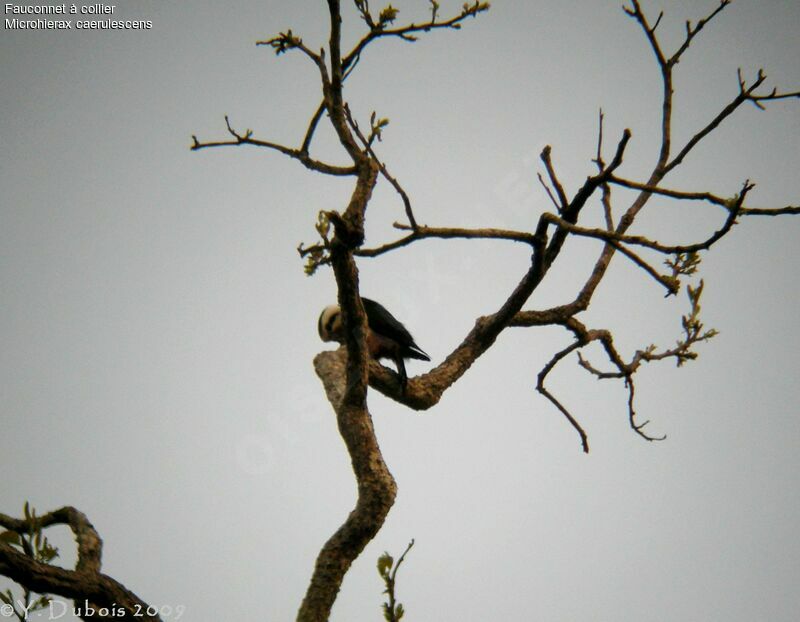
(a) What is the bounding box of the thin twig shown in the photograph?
[191,116,356,176]
[664,70,767,174]
[356,223,537,257]
[341,2,490,77]
[344,105,419,228]
[537,173,561,211]
[593,108,605,170]
[540,146,568,211]
[626,378,667,442]
[671,1,731,65]
[537,341,590,453]
[301,101,327,154]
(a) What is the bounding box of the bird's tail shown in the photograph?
[406,344,430,362]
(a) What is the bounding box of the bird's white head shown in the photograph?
[318,305,343,343]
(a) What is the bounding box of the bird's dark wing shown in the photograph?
[361,298,414,342]
[362,298,430,361]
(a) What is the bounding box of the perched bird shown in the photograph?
[318,297,430,387]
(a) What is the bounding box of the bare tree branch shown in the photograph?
[191,115,357,176]
[747,87,800,109]
[344,105,418,229]
[569,280,717,442]
[739,205,800,216]
[301,100,328,155]
[664,69,767,174]
[537,340,590,453]
[540,145,568,212]
[608,175,730,206]
[671,1,731,66]
[0,507,101,575]
[342,1,490,78]
[256,29,327,72]
[625,378,667,443]
[356,223,537,258]
[543,129,631,269]
[537,172,562,211]
[593,108,606,170]
[298,348,397,622]
[540,182,745,256]
[0,507,160,621]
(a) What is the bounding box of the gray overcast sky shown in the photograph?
[2,1,799,620]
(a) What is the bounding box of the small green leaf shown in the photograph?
[379,5,399,26]
[0,531,21,546]
[315,210,330,239]
[38,540,59,563]
[32,594,52,612]
[377,552,393,578]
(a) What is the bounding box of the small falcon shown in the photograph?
[318,297,430,387]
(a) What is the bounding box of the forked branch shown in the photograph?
[191,115,356,176]
[0,507,160,621]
